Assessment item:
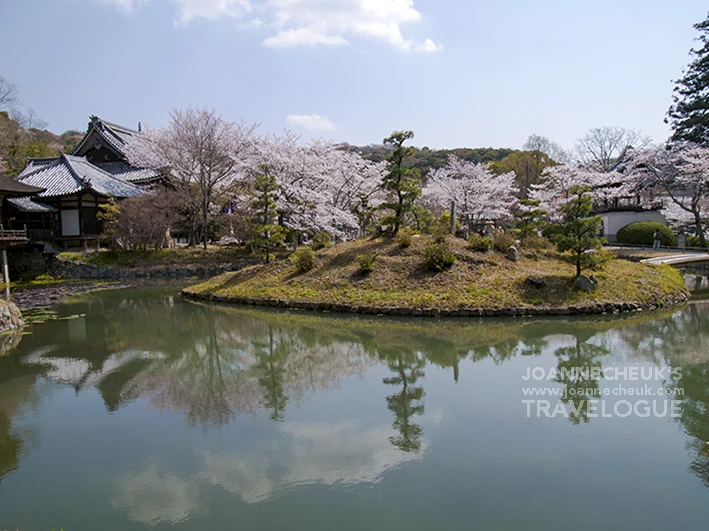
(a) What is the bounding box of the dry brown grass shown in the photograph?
[186,236,688,310]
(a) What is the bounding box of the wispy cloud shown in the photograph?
[92,0,442,53]
[98,0,149,14]
[286,114,337,132]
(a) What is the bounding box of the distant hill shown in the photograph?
[341,143,517,177]
[0,111,83,176]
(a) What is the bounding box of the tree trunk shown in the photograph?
[695,212,707,248]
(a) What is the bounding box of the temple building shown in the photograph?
[71,116,161,186]
[6,116,159,249]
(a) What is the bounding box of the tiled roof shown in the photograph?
[97,161,160,184]
[17,153,143,199]
[7,197,58,213]
[0,174,44,196]
[73,115,139,159]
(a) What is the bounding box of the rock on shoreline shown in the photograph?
[0,299,24,332]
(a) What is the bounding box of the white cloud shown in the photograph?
[112,460,203,526]
[198,421,427,504]
[94,0,441,52]
[286,114,337,131]
[414,38,442,53]
[98,0,149,13]
[263,27,348,48]
[173,0,251,25]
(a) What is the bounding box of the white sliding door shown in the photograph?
[61,209,80,236]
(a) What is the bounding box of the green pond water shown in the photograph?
[1,285,709,530]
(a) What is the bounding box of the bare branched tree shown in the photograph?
[575,126,651,172]
[523,134,569,163]
[0,74,18,112]
[115,191,184,250]
[127,108,258,249]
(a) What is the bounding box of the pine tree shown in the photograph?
[556,186,605,278]
[248,164,285,264]
[381,130,421,235]
[514,199,547,238]
[667,12,709,145]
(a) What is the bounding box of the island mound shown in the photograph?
[182,236,690,317]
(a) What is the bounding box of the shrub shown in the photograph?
[591,249,616,270]
[542,224,565,242]
[357,252,379,275]
[616,222,676,246]
[396,228,414,248]
[492,231,516,254]
[422,242,456,272]
[468,233,492,252]
[293,247,316,273]
[688,235,702,247]
[521,234,553,251]
[311,232,332,250]
[9,251,52,282]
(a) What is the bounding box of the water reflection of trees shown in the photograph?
[0,360,42,486]
[252,326,289,422]
[553,333,610,424]
[381,349,426,453]
[7,288,709,452]
[615,303,709,487]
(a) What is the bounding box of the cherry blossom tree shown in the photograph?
[631,144,709,247]
[248,133,384,242]
[530,165,643,222]
[126,108,258,249]
[424,155,518,229]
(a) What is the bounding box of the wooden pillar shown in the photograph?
[1,248,9,286]
[78,194,83,251]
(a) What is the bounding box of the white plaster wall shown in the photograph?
[601,211,667,243]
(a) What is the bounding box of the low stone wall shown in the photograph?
[51,258,260,281]
[182,290,691,318]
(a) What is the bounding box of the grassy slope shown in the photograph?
[185,236,689,310]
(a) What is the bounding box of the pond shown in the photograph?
[1,285,709,530]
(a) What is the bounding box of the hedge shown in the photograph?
[616,222,676,246]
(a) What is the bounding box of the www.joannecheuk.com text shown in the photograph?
[522,366,683,382]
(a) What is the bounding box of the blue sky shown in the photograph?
[0,0,706,151]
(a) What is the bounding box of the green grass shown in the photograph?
[185,236,689,311]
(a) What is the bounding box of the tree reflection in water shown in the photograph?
[553,332,610,425]
[381,348,426,453]
[616,303,709,487]
[3,287,709,486]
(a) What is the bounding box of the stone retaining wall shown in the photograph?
[182,290,691,318]
[51,258,259,281]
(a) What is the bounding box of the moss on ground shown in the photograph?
[185,236,689,311]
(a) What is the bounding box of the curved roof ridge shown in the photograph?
[90,115,139,134]
[61,153,143,198]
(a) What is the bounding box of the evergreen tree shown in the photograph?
[97,198,121,250]
[556,186,605,277]
[667,12,709,145]
[248,164,286,264]
[381,130,421,235]
[514,199,547,238]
